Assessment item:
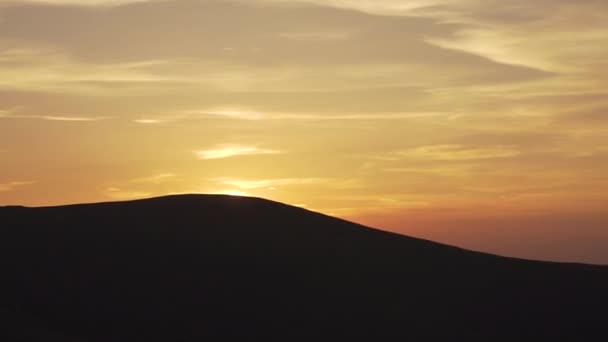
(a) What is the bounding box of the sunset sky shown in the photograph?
[1,0,607,264]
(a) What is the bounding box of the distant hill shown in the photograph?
[1,194,606,341]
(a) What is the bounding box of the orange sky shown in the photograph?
[1,0,607,264]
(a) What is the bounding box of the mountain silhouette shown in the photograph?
[1,194,606,341]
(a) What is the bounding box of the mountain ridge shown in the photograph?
[1,194,607,341]
[4,194,602,266]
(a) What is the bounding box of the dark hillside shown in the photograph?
[1,195,606,341]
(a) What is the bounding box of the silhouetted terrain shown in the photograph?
[1,195,606,341]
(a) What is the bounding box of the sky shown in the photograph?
[1,0,607,264]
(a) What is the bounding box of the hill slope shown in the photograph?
[1,194,606,341]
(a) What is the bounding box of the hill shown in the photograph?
[1,194,606,341]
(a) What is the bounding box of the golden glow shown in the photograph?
[1,0,607,263]
[210,190,252,197]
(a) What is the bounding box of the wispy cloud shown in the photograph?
[5,0,153,7]
[0,1,547,98]
[0,108,106,122]
[0,49,185,95]
[197,108,265,120]
[133,118,167,124]
[383,165,472,176]
[396,144,521,161]
[277,30,354,41]
[9,115,106,122]
[268,112,449,121]
[255,0,448,16]
[0,181,35,192]
[37,115,107,121]
[419,0,608,74]
[135,108,265,123]
[194,145,282,160]
[134,108,448,124]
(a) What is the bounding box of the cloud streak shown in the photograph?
[0,181,35,192]
[133,106,451,124]
[2,0,153,7]
[0,110,106,122]
[395,144,522,161]
[195,145,282,160]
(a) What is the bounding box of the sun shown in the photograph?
[211,189,251,197]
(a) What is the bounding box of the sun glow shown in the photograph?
[211,190,252,197]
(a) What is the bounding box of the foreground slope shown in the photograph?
[1,195,606,341]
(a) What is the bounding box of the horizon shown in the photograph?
[1,0,607,264]
[11,192,608,266]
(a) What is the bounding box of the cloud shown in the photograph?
[194,145,282,160]
[1,0,154,7]
[44,116,104,121]
[133,118,165,124]
[556,106,608,125]
[269,112,449,121]
[0,0,548,96]
[277,30,354,41]
[0,108,106,121]
[419,0,608,73]
[134,108,449,124]
[0,108,15,117]
[397,144,521,161]
[134,109,263,125]
[253,0,452,16]
[0,48,186,95]
[0,181,35,192]
[383,165,471,176]
[191,108,265,120]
